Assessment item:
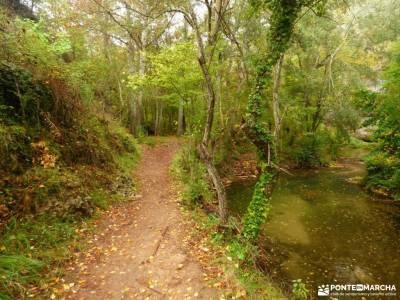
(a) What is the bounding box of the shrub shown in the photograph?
[110,125,138,153]
[364,42,400,199]
[290,130,337,168]
[0,124,32,173]
[364,152,400,199]
[171,145,212,206]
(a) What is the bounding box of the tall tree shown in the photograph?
[166,0,230,223]
[241,0,325,242]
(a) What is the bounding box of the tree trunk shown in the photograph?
[135,42,145,134]
[198,143,227,224]
[312,65,328,133]
[197,49,228,224]
[155,100,159,135]
[241,0,307,243]
[187,1,228,223]
[158,102,163,135]
[177,99,184,136]
[272,54,284,157]
[127,44,137,134]
[217,53,224,128]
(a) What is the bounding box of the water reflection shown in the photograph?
[227,164,400,295]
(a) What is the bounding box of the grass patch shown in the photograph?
[115,151,139,176]
[138,135,173,147]
[89,189,108,210]
[0,255,44,299]
[0,214,84,298]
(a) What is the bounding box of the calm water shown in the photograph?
[227,162,400,295]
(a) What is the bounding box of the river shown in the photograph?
[227,159,400,297]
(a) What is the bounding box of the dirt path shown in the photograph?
[63,139,217,300]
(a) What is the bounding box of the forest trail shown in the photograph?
[63,139,217,300]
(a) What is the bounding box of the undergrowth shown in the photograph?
[0,153,138,299]
[170,144,213,207]
[179,205,287,300]
[0,19,139,298]
[171,147,287,299]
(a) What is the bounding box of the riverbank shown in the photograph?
[171,145,289,299]
[223,141,398,202]
[226,157,400,298]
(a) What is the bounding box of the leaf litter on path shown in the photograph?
[58,139,219,300]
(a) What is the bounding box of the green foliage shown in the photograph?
[89,189,108,210]
[290,131,337,167]
[0,255,44,298]
[330,105,360,142]
[364,42,400,199]
[227,238,250,261]
[355,89,378,115]
[112,126,138,154]
[0,125,137,217]
[292,279,309,299]
[0,0,399,297]
[243,4,289,239]
[242,170,273,242]
[129,42,202,105]
[184,207,286,299]
[128,41,203,135]
[1,18,67,76]
[0,124,32,173]
[291,133,323,167]
[0,11,139,299]
[243,0,321,246]
[0,214,79,298]
[171,146,212,206]
[365,152,400,198]
[0,62,55,126]
[2,216,77,258]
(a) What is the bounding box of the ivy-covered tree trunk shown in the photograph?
[242,0,314,243]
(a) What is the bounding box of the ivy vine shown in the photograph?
[242,0,323,243]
